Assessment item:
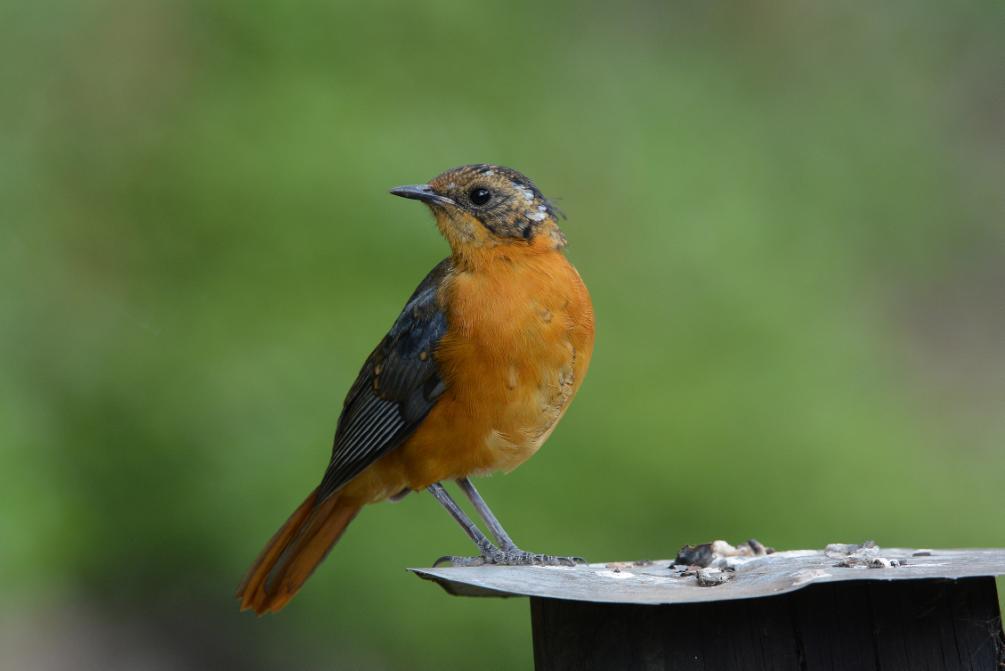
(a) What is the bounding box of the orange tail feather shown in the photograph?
[237,488,361,614]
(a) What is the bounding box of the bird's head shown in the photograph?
[390,164,566,260]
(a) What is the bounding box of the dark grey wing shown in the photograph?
[316,258,451,502]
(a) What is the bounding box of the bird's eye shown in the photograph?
[468,187,492,206]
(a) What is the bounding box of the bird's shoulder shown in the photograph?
[356,257,451,412]
[317,258,452,500]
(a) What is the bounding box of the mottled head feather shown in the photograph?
[426,164,566,247]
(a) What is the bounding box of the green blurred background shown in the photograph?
[2,0,1003,668]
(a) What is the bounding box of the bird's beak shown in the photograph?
[389,184,453,206]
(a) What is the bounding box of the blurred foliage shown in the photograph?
[2,0,1004,668]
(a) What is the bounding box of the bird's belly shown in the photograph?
[393,300,589,492]
[398,329,582,486]
[469,346,578,474]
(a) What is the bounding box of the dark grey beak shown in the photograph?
[389,184,453,206]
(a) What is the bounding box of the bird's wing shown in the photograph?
[316,258,451,502]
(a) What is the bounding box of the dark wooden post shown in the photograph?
[414,547,1005,671]
[531,578,1003,670]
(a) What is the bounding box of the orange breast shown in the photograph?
[344,245,594,502]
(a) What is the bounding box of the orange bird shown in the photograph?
[237,164,595,614]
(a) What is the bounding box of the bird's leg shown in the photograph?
[430,479,586,567]
[427,482,498,566]
[455,478,518,550]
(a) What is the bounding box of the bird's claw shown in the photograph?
[433,555,487,568]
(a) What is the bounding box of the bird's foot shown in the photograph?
[433,554,488,567]
[433,547,586,568]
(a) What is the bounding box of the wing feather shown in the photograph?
[316,258,451,501]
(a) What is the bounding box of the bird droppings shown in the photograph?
[664,538,920,588]
[675,538,774,569]
[792,569,831,585]
[670,538,773,587]
[597,569,634,579]
[825,540,877,557]
[695,568,732,587]
[670,563,738,587]
[869,557,901,569]
[827,540,905,569]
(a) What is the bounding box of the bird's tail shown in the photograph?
[236,488,361,614]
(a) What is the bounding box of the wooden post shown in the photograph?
[414,547,1005,671]
[531,578,1003,670]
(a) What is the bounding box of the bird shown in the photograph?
[237,164,595,614]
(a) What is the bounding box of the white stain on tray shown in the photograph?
[791,569,831,585]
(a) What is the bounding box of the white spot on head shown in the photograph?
[527,211,547,222]
[483,170,495,176]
